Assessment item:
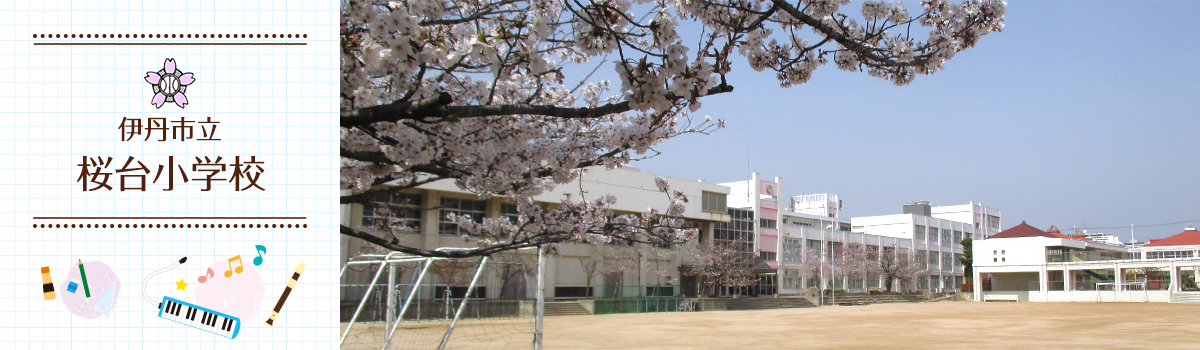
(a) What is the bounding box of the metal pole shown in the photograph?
[438,256,490,350]
[382,258,433,350]
[386,262,397,334]
[534,246,546,350]
[340,259,389,346]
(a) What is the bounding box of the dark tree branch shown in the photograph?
[340,84,735,127]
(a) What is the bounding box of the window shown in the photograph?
[714,208,755,252]
[554,286,591,299]
[953,231,962,245]
[987,215,1000,229]
[782,238,804,264]
[929,227,939,243]
[362,192,422,233]
[941,252,952,270]
[501,203,519,224]
[928,251,938,267]
[782,269,802,289]
[839,224,851,232]
[915,225,926,240]
[941,229,952,247]
[788,218,814,227]
[1146,250,1196,259]
[702,191,728,213]
[760,218,777,229]
[646,286,675,296]
[759,251,777,262]
[439,197,486,236]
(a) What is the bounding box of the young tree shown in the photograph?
[685,239,759,296]
[642,244,677,289]
[579,256,602,298]
[340,0,1007,258]
[959,237,973,282]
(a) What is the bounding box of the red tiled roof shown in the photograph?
[988,221,1055,239]
[1045,225,1072,239]
[1145,230,1200,247]
[1043,224,1092,241]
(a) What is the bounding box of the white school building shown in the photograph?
[974,223,1200,302]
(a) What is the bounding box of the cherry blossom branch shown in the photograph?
[341,84,733,127]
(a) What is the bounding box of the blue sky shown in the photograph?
[630,1,1200,242]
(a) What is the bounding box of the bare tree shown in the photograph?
[492,252,535,299]
[429,258,477,289]
[579,256,601,298]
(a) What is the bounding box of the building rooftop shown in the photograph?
[1144,228,1200,247]
[987,221,1055,239]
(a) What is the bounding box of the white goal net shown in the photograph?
[340,251,539,350]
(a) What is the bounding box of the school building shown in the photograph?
[974,223,1200,302]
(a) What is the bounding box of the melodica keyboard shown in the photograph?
[158,296,241,339]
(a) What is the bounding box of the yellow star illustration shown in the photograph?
[175,278,188,291]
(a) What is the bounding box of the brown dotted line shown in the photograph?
[34,223,307,229]
[34,33,307,39]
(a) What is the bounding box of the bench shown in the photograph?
[983,294,1019,302]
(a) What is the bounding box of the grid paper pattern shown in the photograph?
[0,1,339,348]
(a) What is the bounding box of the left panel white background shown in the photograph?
[0,1,339,348]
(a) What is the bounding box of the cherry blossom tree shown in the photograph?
[579,244,640,297]
[684,239,759,296]
[799,247,824,292]
[340,0,1006,258]
[870,247,929,292]
[595,243,642,297]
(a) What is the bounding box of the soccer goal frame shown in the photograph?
[1095,280,1148,303]
[340,246,545,350]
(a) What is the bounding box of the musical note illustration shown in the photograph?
[198,268,215,283]
[252,245,267,266]
[224,255,244,278]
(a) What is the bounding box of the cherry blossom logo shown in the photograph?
[144,58,195,109]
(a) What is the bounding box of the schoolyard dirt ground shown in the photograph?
[342,302,1200,349]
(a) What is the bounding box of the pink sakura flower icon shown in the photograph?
[144,58,195,108]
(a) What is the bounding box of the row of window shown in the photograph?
[360,194,509,237]
[913,225,969,246]
[1146,250,1196,259]
[713,208,755,248]
[701,191,728,213]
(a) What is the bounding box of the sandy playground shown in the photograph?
[343,301,1200,349]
